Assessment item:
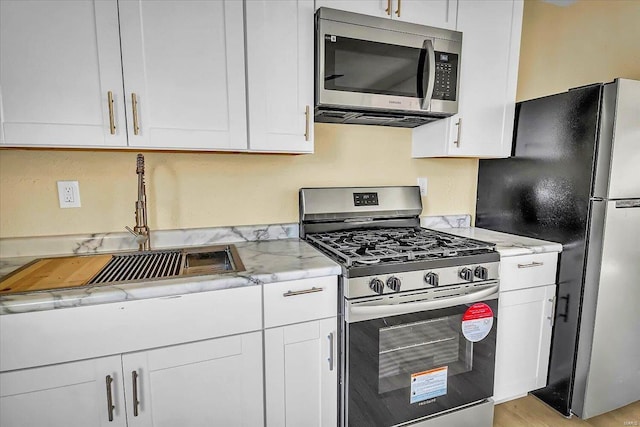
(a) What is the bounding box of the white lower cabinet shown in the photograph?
[263,276,338,426]
[0,333,264,427]
[493,253,558,403]
[0,356,126,427]
[123,333,264,427]
[0,276,339,426]
[265,319,337,427]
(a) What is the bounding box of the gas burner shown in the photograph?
[306,227,495,268]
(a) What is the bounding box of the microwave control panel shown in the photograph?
[433,52,458,101]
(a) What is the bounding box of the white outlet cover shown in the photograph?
[57,181,81,208]
[417,177,428,196]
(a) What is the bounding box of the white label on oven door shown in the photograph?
[410,366,448,404]
[461,303,494,342]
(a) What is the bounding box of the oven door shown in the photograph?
[344,286,498,426]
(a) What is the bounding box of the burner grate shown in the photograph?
[306,227,495,267]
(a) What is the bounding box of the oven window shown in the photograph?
[378,317,471,395]
[324,36,423,98]
[346,301,497,426]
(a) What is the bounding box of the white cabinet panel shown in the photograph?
[124,333,264,427]
[0,356,126,427]
[412,0,523,158]
[0,0,126,147]
[315,0,456,28]
[118,0,247,150]
[265,318,337,427]
[395,0,457,29]
[494,284,555,403]
[314,0,391,19]
[246,0,314,152]
[263,276,338,328]
[499,252,557,291]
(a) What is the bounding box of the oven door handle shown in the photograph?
[348,285,499,321]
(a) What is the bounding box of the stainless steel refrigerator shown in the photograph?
[475,78,640,419]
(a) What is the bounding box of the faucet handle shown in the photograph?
[125,226,149,245]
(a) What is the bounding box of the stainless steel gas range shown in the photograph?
[300,186,499,427]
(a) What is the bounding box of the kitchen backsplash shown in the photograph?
[0,215,470,259]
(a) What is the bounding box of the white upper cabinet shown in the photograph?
[314,0,457,29]
[0,0,127,147]
[118,0,247,151]
[412,0,523,158]
[246,0,314,153]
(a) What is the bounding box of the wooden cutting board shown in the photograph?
[0,255,113,294]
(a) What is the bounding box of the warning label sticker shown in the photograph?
[461,302,494,342]
[410,366,448,404]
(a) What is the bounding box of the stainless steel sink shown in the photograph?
[88,244,245,285]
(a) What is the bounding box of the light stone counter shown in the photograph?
[0,224,339,315]
[0,215,471,315]
[445,227,562,257]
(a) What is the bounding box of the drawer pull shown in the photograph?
[283,287,324,297]
[517,261,544,269]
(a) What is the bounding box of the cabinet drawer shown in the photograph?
[500,252,558,291]
[264,276,337,328]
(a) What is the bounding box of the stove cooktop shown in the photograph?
[306,227,496,268]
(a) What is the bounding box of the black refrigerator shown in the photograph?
[476,78,640,419]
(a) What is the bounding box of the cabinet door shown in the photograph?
[265,318,338,427]
[0,0,126,147]
[411,0,523,158]
[118,0,247,150]
[314,0,392,19]
[394,0,457,29]
[123,332,263,427]
[494,284,555,403]
[246,0,314,153]
[0,356,125,427]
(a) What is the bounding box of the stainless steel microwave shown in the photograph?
[315,8,462,128]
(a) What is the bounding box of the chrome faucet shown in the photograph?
[126,154,151,251]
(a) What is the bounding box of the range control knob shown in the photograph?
[474,266,488,280]
[386,276,401,292]
[459,267,473,282]
[369,278,385,295]
[424,272,439,287]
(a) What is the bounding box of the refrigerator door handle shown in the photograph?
[615,200,640,208]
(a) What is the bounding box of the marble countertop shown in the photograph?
[445,227,562,257]
[0,239,341,315]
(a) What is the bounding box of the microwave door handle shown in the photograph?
[420,39,436,110]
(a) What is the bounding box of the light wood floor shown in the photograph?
[494,395,640,427]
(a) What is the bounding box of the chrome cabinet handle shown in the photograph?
[547,296,556,327]
[105,375,115,422]
[453,118,462,147]
[327,332,334,371]
[517,261,544,268]
[132,370,140,417]
[283,287,324,297]
[385,0,391,15]
[107,91,116,135]
[131,93,140,135]
[395,0,401,17]
[304,105,310,141]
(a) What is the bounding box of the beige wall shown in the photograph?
[517,0,640,101]
[1,0,639,239]
[0,125,478,238]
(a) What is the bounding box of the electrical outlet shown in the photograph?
[417,177,428,196]
[57,181,81,208]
